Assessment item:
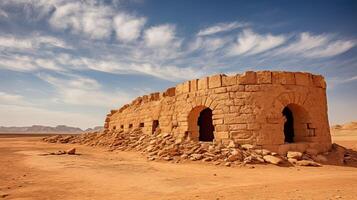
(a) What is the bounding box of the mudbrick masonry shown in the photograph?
[104,71,332,155]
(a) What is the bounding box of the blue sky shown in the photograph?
[0,0,356,129]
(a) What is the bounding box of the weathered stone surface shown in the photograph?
[209,74,222,88]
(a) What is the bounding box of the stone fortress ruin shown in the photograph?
[104,71,332,155]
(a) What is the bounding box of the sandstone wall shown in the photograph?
[105,71,332,154]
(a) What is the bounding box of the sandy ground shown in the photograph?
[1,134,357,200]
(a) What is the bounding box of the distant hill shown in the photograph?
[0,125,102,133]
[84,126,104,132]
[331,121,357,131]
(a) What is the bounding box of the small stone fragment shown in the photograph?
[295,160,321,167]
[66,148,76,155]
[263,155,283,165]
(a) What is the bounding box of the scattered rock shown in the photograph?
[295,160,321,167]
[191,153,203,161]
[66,148,76,155]
[0,192,9,198]
[202,157,212,162]
[241,144,254,150]
[271,152,278,156]
[227,150,243,162]
[263,155,282,165]
[254,149,270,156]
[288,158,298,164]
[287,151,303,160]
[43,128,334,168]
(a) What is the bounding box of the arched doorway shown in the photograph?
[152,120,159,134]
[188,106,215,141]
[282,104,312,143]
[283,107,294,143]
[198,108,214,141]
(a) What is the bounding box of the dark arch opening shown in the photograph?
[197,108,214,141]
[283,107,294,143]
[152,120,159,134]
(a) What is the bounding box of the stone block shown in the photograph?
[272,71,295,85]
[165,87,176,97]
[215,125,229,132]
[312,75,326,88]
[245,85,260,92]
[209,74,222,88]
[190,79,198,92]
[257,71,272,84]
[175,83,184,95]
[230,130,253,139]
[247,123,261,130]
[229,124,247,130]
[213,119,224,125]
[227,85,245,92]
[182,81,190,93]
[222,75,237,86]
[295,72,312,86]
[214,87,227,94]
[237,71,256,85]
[198,77,208,90]
[215,131,229,139]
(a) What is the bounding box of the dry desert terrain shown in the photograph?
[0,130,357,200]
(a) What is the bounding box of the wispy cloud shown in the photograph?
[197,22,247,36]
[0,8,8,18]
[144,24,179,47]
[49,1,114,40]
[0,34,72,50]
[227,29,287,56]
[275,32,355,58]
[113,13,146,42]
[0,92,29,106]
[37,73,133,107]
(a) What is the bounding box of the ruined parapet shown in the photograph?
[104,71,331,155]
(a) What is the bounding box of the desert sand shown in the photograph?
[0,131,357,200]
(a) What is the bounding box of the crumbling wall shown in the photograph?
[105,71,331,155]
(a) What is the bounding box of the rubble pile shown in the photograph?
[43,128,354,167]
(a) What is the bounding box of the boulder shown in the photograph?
[287,151,303,160]
[263,155,283,165]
